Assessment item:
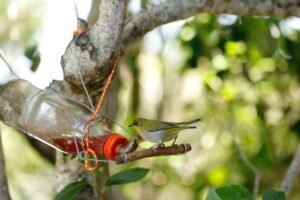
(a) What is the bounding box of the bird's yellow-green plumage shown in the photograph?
[128,117,201,145]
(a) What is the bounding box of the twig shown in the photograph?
[121,0,300,51]
[0,125,12,200]
[115,144,191,164]
[232,135,261,198]
[281,142,300,196]
[229,124,261,198]
[0,49,19,78]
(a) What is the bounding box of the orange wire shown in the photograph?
[83,53,120,171]
[73,27,87,37]
[91,54,120,121]
[83,148,98,171]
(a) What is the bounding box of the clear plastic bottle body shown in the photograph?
[22,89,128,159]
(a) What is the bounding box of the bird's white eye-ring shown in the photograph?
[135,121,141,126]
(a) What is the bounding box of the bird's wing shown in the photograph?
[148,124,196,132]
[145,119,201,132]
[147,122,180,132]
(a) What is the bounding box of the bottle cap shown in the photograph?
[103,133,128,160]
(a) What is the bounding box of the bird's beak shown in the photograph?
[128,123,134,127]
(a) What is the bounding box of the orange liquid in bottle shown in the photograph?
[53,133,129,160]
[53,135,108,155]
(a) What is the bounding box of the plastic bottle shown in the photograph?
[22,88,129,161]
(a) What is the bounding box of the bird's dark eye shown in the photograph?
[135,120,141,126]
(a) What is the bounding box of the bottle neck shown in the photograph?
[103,133,128,160]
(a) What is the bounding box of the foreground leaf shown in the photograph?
[215,185,254,200]
[105,167,150,186]
[55,180,90,200]
[263,189,286,200]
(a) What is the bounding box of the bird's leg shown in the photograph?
[157,143,165,148]
[156,140,165,148]
[172,136,178,146]
[156,139,165,148]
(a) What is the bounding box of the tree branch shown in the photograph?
[0,125,12,200]
[281,142,300,196]
[115,144,191,164]
[87,0,101,25]
[121,0,300,51]
[0,80,38,130]
[27,136,56,164]
[57,1,128,199]
[90,0,127,64]
[61,0,127,87]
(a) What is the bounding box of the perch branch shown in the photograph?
[0,125,12,200]
[115,144,191,164]
[281,142,300,196]
[121,0,300,51]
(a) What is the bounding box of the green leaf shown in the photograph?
[206,188,221,200]
[24,45,37,59]
[55,180,90,200]
[215,185,254,200]
[30,55,41,72]
[263,189,286,200]
[105,167,150,187]
[24,45,41,72]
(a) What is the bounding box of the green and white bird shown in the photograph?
[128,117,201,146]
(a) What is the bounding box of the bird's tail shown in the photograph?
[185,118,201,124]
[182,126,197,129]
[173,118,201,126]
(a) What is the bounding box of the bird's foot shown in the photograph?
[150,143,165,149]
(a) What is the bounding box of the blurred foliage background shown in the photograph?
[0,0,300,200]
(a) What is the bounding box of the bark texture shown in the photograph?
[61,0,127,89]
